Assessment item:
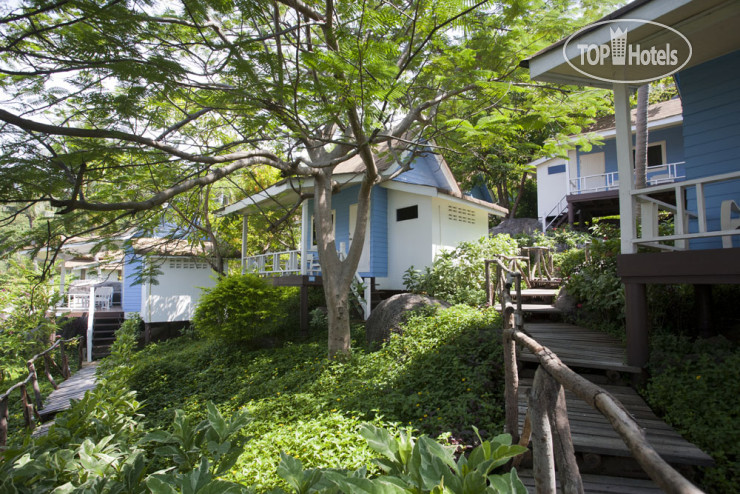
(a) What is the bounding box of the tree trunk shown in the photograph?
[508,171,529,219]
[313,166,374,358]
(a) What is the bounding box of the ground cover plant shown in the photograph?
[120,305,506,490]
[645,331,740,494]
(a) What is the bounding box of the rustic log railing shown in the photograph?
[487,258,703,493]
[0,335,82,447]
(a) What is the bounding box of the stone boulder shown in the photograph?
[554,287,577,315]
[365,293,451,345]
[490,218,542,237]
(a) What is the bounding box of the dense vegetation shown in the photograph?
[2,227,739,492]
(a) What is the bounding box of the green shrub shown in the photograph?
[404,235,519,305]
[193,274,289,342]
[272,424,527,493]
[99,313,142,381]
[645,332,740,494]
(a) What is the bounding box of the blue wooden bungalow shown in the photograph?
[220,143,507,325]
[535,98,685,230]
[524,0,740,367]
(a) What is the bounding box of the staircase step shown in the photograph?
[495,303,561,314]
[517,288,559,298]
[517,378,714,467]
[517,471,663,494]
[518,322,641,374]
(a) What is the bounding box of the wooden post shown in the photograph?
[530,367,556,493]
[26,361,43,410]
[300,282,309,335]
[542,371,584,494]
[241,214,248,274]
[503,325,519,443]
[694,284,713,338]
[0,396,8,447]
[624,282,649,368]
[87,285,95,362]
[60,342,71,379]
[485,260,492,306]
[19,384,34,428]
[43,354,58,390]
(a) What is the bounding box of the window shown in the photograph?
[547,164,566,175]
[396,205,418,222]
[311,212,335,247]
[633,142,666,167]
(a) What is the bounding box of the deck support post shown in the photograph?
[614,82,637,255]
[300,282,309,335]
[694,284,714,338]
[301,202,309,275]
[241,214,248,274]
[624,282,649,368]
[86,285,95,362]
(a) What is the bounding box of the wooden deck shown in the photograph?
[38,362,98,421]
[518,322,642,374]
[517,377,714,467]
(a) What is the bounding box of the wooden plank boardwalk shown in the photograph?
[518,471,663,494]
[518,322,642,374]
[38,362,98,421]
[517,377,714,467]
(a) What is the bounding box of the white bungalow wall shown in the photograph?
[139,257,217,324]
[377,189,434,290]
[536,156,570,221]
[375,189,490,291]
[431,197,489,258]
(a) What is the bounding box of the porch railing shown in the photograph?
[568,162,685,195]
[633,169,740,250]
[243,250,320,276]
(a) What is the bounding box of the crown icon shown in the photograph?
[610,27,628,65]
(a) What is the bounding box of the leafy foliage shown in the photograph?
[403,235,520,305]
[0,258,60,378]
[193,274,295,343]
[645,332,740,494]
[271,424,526,493]
[122,305,504,490]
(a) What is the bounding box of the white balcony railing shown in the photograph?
[568,162,685,195]
[243,250,321,276]
[632,170,740,250]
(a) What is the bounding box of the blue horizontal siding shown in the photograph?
[369,186,388,278]
[122,253,142,314]
[676,49,740,249]
[305,185,389,277]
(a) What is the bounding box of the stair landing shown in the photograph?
[519,322,642,374]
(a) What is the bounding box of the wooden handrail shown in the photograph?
[0,335,80,447]
[498,275,703,493]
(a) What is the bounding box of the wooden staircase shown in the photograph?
[88,310,124,359]
[488,254,712,492]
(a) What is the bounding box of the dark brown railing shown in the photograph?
[487,258,703,494]
[0,335,82,447]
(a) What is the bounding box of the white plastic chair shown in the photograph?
[721,199,740,248]
[94,286,113,310]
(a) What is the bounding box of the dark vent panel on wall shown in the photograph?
[396,205,419,222]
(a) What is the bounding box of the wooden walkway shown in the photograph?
[38,362,98,421]
[518,471,663,494]
[517,377,714,467]
[518,322,642,374]
[510,320,713,492]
